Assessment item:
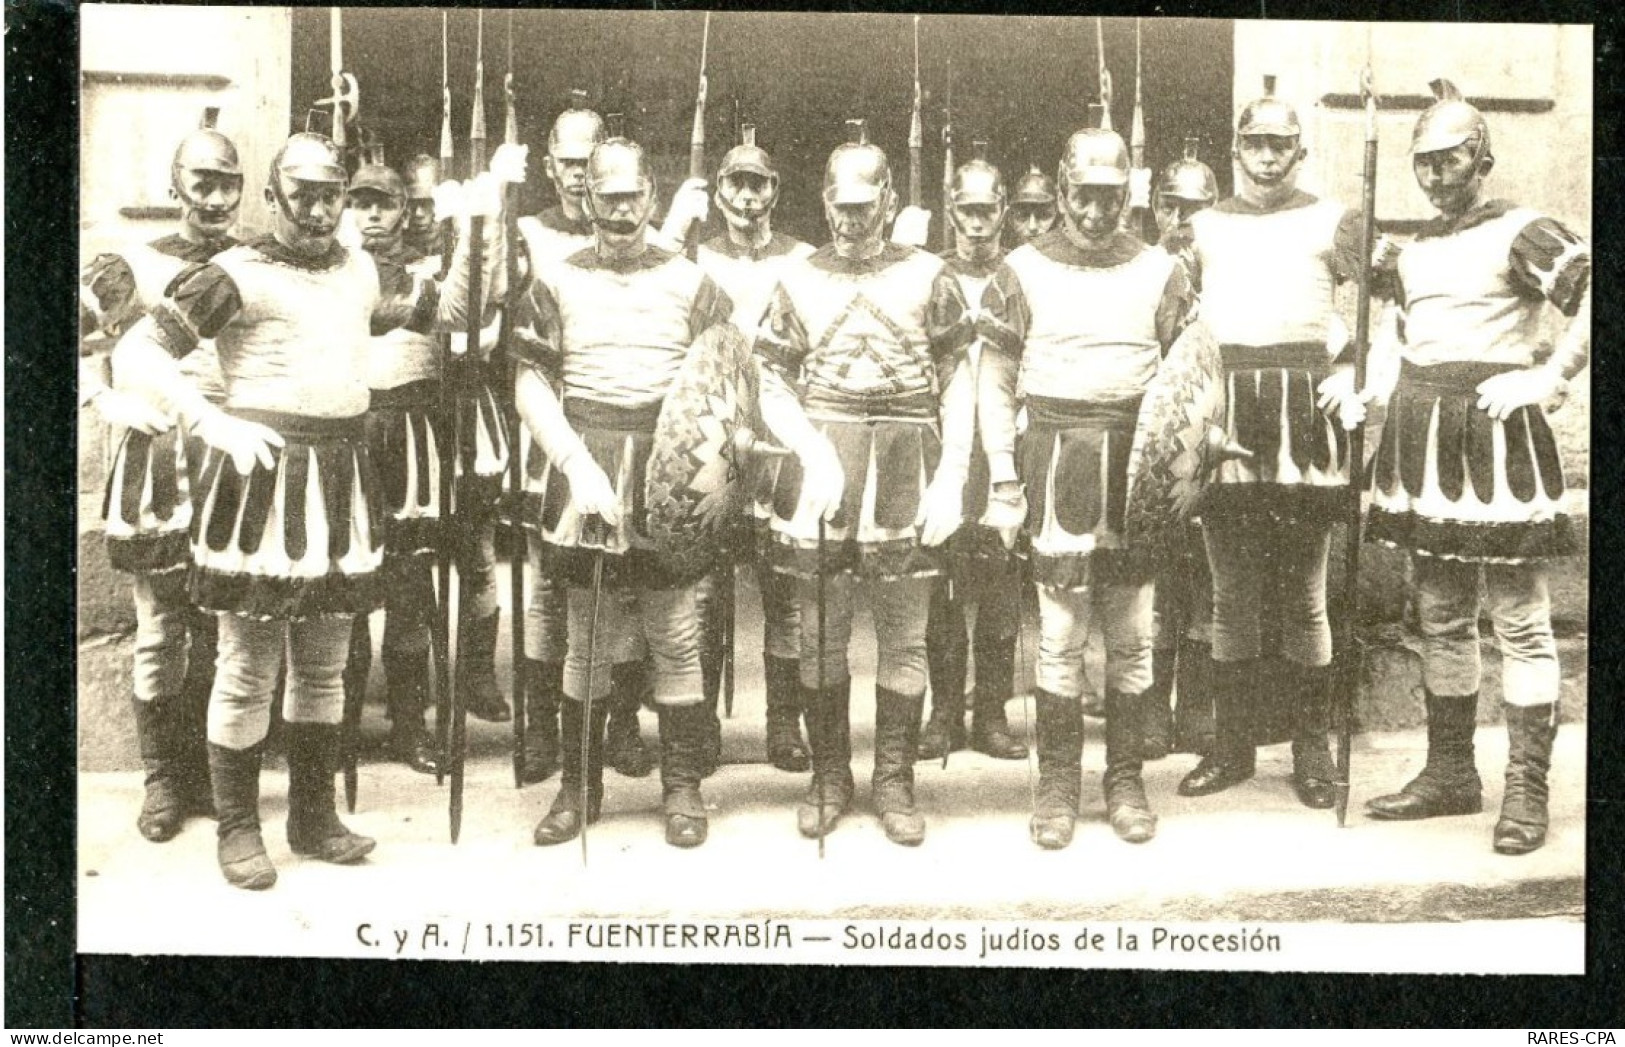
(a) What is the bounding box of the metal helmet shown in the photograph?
[1412,78,1491,159]
[1012,164,1057,205]
[350,154,406,203]
[171,107,241,186]
[1236,74,1301,137]
[403,155,439,201]
[950,142,1006,207]
[718,124,777,182]
[1059,128,1131,187]
[1157,138,1218,205]
[550,89,607,160]
[823,119,892,206]
[271,132,347,186]
[586,137,652,196]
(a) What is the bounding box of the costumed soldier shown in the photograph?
[403,155,443,259]
[687,125,817,773]
[112,132,510,889]
[978,128,1196,849]
[1008,164,1059,247]
[919,145,1028,763]
[1176,77,1369,809]
[338,150,449,774]
[754,120,972,846]
[511,97,656,784]
[1363,81,1589,855]
[1143,140,1221,760]
[513,136,734,849]
[80,110,242,843]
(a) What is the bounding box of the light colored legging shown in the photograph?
[1413,555,1560,708]
[1036,581,1154,699]
[208,614,354,750]
[562,584,704,707]
[797,574,932,697]
[130,572,190,703]
[522,535,569,663]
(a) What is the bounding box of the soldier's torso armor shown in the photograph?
[763,243,959,419]
[698,231,815,334]
[1190,192,1350,351]
[212,240,379,419]
[1397,204,1584,369]
[993,230,1177,407]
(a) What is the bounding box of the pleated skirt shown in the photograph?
[1016,398,1138,591]
[1367,361,1573,562]
[102,426,203,575]
[188,410,383,620]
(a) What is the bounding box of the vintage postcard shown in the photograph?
[74,5,1589,975]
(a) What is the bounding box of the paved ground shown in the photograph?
[78,708,1585,965]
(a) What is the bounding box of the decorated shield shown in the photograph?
[645,323,765,583]
[1122,319,1241,574]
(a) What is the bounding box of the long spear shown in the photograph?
[682,12,712,262]
[1128,19,1151,240]
[941,59,955,255]
[908,15,924,211]
[432,10,457,786]
[1333,65,1380,828]
[316,7,360,155]
[499,11,530,789]
[448,9,490,845]
[1096,17,1114,132]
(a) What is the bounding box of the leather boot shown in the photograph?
[208,741,277,890]
[383,648,440,776]
[1172,638,1215,755]
[659,703,711,848]
[1104,690,1158,844]
[970,634,1028,760]
[872,687,927,846]
[284,723,376,865]
[763,655,810,772]
[1366,691,1483,820]
[178,611,219,816]
[1288,663,1336,810]
[1494,703,1557,856]
[1030,690,1083,850]
[1177,658,1257,796]
[604,659,654,778]
[919,620,968,762]
[519,659,562,785]
[533,699,608,845]
[698,649,723,780]
[797,679,854,838]
[132,697,189,842]
[457,610,511,722]
[1142,646,1177,760]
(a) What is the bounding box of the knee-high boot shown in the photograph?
[797,679,854,838]
[283,722,376,864]
[1030,690,1084,850]
[872,686,927,846]
[1494,703,1557,856]
[763,654,810,772]
[1366,691,1483,820]
[519,659,562,785]
[1104,690,1158,843]
[970,630,1028,760]
[659,703,711,848]
[1288,663,1336,810]
[604,659,654,778]
[208,741,277,890]
[533,699,608,845]
[1177,658,1257,796]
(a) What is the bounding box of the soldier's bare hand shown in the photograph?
[194,408,284,475]
[659,178,710,242]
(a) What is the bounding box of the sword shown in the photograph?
[579,514,612,867]
[816,515,827,861]
[1333,65,1380,828]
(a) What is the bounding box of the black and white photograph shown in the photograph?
[70,5,1591,974]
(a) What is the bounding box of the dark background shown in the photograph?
[291,9,1234,243]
